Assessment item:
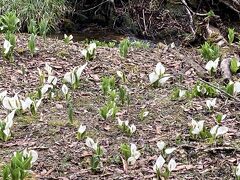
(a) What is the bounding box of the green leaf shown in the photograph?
[230,57,239,73]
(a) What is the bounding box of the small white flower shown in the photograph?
[61,84,69,95]
[149,72,159,84]
[129,124,136,134]
[236,163,240,177]
[116,71,124,79]
[117,118,123,126]
[81,49,87,58]
[234,82,240,94]
[64,71,76,85]
[205,58,219,73]
[85,137,98,151]
[47,75,57,85]
[155,62,165,76]
[44,63,52,75]
[153,155,165,173]
[127,143,141,165]
[20,97,33,111]
[216,126,228,137]
[29,150,38,164]
[210,125,219,136]
[41,84,53,95]
[142,111,149,117]
[4,110,16,129]
[179,90,186,98]
[2,95,21,110]
[76,63,88,80]
[157,141,166,150]
[206,98,217,110]
[3,39,12,54]
[191,119,204,135]
[159,76,171,85]
[167,158,177,172]
[165,147,176,155]
[78,124,86,134]
[88,43,96,54]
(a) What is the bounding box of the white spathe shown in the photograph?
[3,39,12,54]
[85,137,98,151]
[165,147,176,155]
[206,98,217,109]
[153,155,165,173]
[168,158,177,172]
[44,63,52,75]
[21,97,33,111]
[61,84,69,95]
[157,141,166,151]
[127,143,141,165]
[191,119,204,135]
[205,58,219,72]
[78,124,86,134]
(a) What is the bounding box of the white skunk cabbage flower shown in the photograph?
[167,158,177,172]
[153,155,165,173]
[78,124,86,134]
[85,137,98,151]
[165,147,176,155]
[3,39,12,54]
[61,84,69,96]
[41,84,53,95]
[234,82,240,94]
[21,97,33,111]
[205,58,219,73]
[64,71,76,85]
[191,119,204,135]
[44,63,52,76]
[206,98,217,110]
[149,62,170,85]
[2,94,21,110]
[157,141,166,151]
[76,63,88,79]
[23,149,38,164]
[129,124,136,134]
[0,90,7,101]
[210,125,228,137]
[179,90,186,98]
[47,75,57,85]
[88,43,96,54]
[4,110,16,129]
[127,143,141,165]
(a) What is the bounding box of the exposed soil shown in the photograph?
[0,34,239,179]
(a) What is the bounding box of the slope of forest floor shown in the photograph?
[0,34,239,179]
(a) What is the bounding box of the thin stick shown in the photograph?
[198,78,240,102]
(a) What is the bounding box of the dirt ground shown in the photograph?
[0,34,239,179]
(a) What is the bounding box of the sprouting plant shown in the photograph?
[3,32,16,61]
[149,62,171,87]
[228,28,235,45]
[118,86,129,105]
[236,163,240,180]
[190,119,208,139]
[215,114,226,124]
[63,34,73,44]
[27,19,38,34]
[63,63,88,89]
[191,81,218,98]
[131,40,150,49]
[2,94,21,111]
[230,57,240,74]
[0,11,20,33]
[171,88,187,100]
[153,155,177,180]
[39,17,49,40]
[37,68,45,86]
[206,98,217,111]
[225,81,240,96]
[2,149,38,180]
[209,125,228,143]
[156,141,176,157]
[207,10,215,17]
[0,110,15,141]
[119,38,130,58]
[28,33,37,56]
[205,58,219,75]
[139,110,149,121]
[77,124,86,140]
[116,70,127,83]
[100,76,116,96]
[61,84,70,101]
[120,143,140,165]
[99,101,118,120]
[200,42,220,61]
[85,137,103,173]
[117,118,136,136]
[81,43,96,61]
[108,89,117,102]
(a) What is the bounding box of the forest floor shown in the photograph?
[0,34,239,179]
